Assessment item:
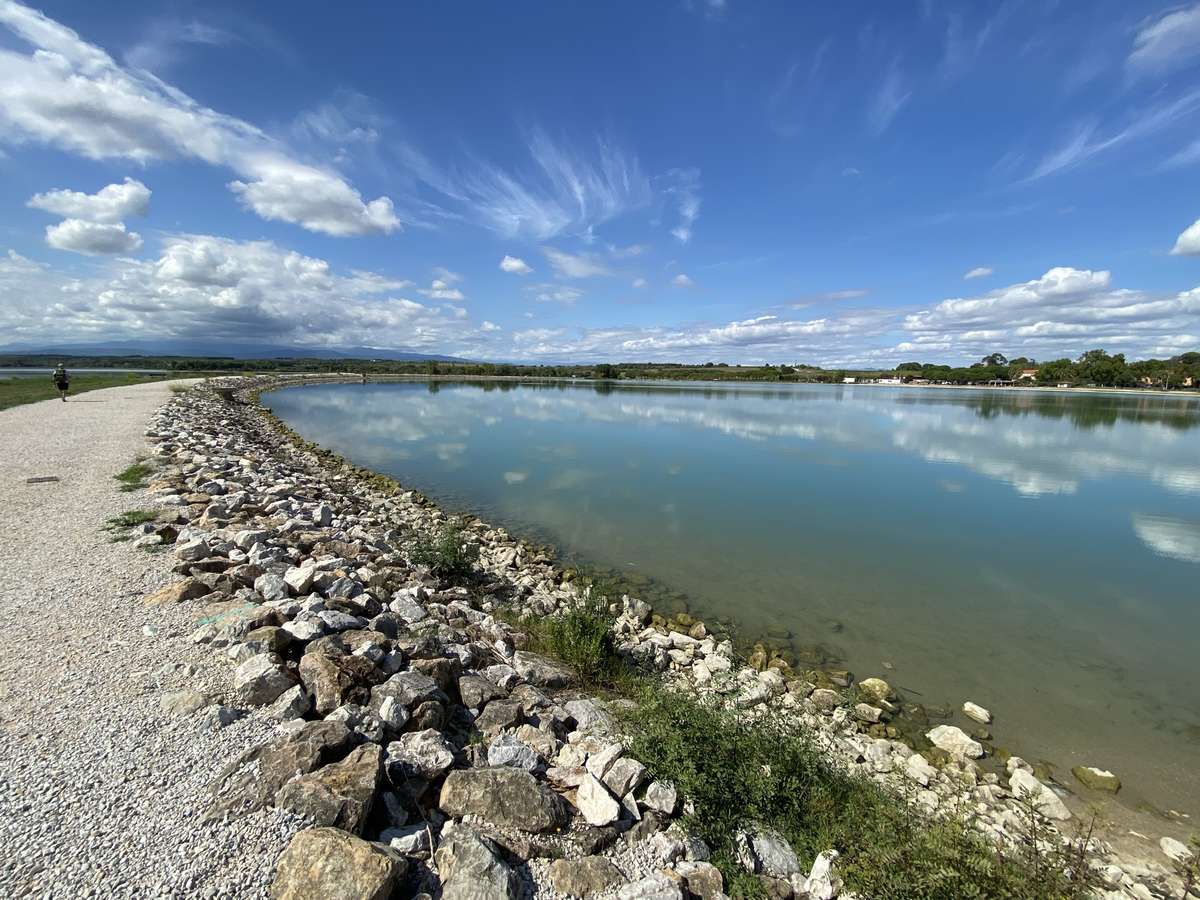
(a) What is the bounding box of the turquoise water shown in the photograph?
[270,379,1200,814]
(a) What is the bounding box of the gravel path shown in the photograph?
[0,382,301,899]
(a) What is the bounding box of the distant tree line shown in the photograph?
[2,348,1196,389]
[893,349,1200,388]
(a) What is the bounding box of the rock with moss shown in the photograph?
[1071,765,1120,793]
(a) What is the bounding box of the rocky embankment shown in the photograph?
[131,376,1192,899]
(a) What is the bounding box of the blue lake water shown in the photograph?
[269,379,1200,817]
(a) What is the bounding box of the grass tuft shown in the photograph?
[114,462,155,492]
[521,597,625,688]
[409,519,479,583]
[105,509,159,529]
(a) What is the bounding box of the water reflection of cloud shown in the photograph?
[435,442,466,461]
[273,383,1200,502]
[1132,514,1200,563]
[547,468,600,491]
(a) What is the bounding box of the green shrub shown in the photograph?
[409,520,479,582]
[527,598,622,686]
[623,687,1093,899]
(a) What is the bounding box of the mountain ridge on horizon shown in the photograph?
[0,339,473,363]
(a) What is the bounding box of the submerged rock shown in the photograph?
[926,725,983,760]
[1070,765,1121,794]
[962,701,992,724]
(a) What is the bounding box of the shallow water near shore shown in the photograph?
[269,379,1200,820]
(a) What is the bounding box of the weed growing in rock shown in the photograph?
[409,520,479,583]
[524,598,624,688]
[114,462,154,492]
[623,686,1091,899]
[106,509,159,528]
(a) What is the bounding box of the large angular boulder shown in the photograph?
[735,824,801,878]
[145,578,211,605]
[254,572,290,603]
[926,725,984,760]
[207,721,353,818]
[434,824,519,900]
[616,874,682,900]
[439,768,567,833]
[1009,769,1071,821]
[549,855,624,897]
[372,670,447,709]
[234,653,296,706]
[512,651,576,688]
[386,729,455,780]
[299,649,378,715]
[275,744,383,835]
[270,827,405,900]
[458,674,507,710]
[575,774,620,827]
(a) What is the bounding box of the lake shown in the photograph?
[269,379,1200,818]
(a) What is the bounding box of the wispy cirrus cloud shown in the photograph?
[1029,87,1200,179]
[124,19,235,72]
[396,126,652,242]
[526,283,584,306]
[767,39,833,137]
[866,60,912,135]
[662,168,701,244]
[0,2,398,236]
[1127,3,1200,77]
[963,266,993,280]
[542,246,612,279]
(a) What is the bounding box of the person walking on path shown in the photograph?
[52,363,70,401]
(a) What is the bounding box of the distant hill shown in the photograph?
[0,339,472,363]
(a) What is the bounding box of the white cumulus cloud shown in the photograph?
[28,177,150,223]
[963,266,994,280]
[0,2,397,236]
[499,255,533,275]
[1171,218,1200,255]
[0,233,501,353]
[418,278,465,301]
[45,219,142,255]
[672,273,695,287]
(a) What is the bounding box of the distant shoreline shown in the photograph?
[285,370,1200,400]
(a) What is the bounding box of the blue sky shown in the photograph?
[2,0,1200,365]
